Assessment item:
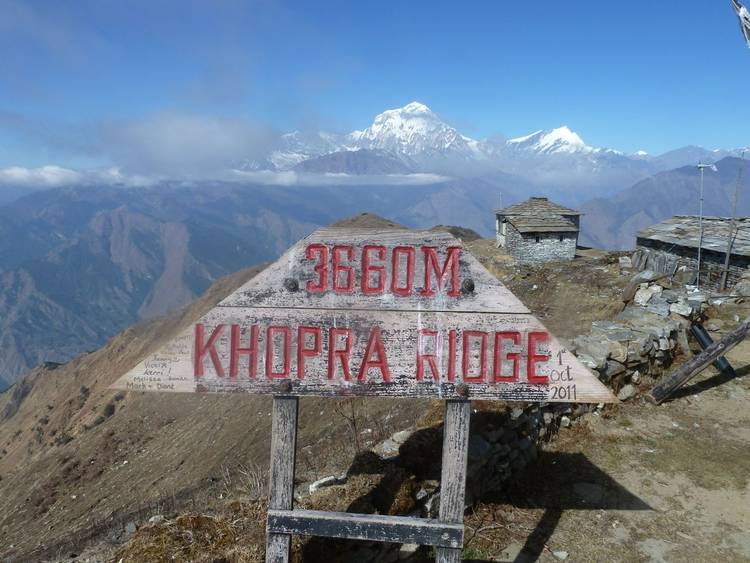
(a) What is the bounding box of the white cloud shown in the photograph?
[96,113,278,176]
[0,165,157,188]
[229,170,450,187]
[0,165,82,187]
[0,165,450,190]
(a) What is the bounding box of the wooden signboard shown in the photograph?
[113,226,616,563]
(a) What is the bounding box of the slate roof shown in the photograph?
[507,215,578,233]
[637,215,750,257]
[495,197,581,217]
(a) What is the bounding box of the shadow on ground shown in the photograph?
[300,413,651,563]
[666,362,750,402]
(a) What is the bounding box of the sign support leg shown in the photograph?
[436,399,470,563]
[266,396,298,563]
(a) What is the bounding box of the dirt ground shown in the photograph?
[462,344,750,562]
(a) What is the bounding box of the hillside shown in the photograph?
[580,156,749,250]
[0,179,526,390]
[2,222,750,561]
[0,255,430,561]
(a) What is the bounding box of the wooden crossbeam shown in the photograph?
[267,509,463,548]
[648,320,749,404]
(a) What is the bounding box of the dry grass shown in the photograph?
[114,501,267,563]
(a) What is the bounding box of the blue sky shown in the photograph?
[0,0,748,171]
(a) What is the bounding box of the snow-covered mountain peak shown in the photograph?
[507,125,592,155]
[349,101,478,157]
[400,101,433,114]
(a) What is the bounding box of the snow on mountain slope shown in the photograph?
[269,131,344,170]
[243,102,745,192]
[506,126,594,155]
[348,102,480,158]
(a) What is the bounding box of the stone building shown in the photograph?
[632,215,750,289]
[495,197,581,264]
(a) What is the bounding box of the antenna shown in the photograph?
[696,162,718,288]
[720,150,747,289]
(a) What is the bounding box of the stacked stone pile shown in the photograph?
[571,270,709,401]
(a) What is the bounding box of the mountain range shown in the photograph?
[253,101,746,204]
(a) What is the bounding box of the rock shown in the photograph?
[669,299,693,317]
[661,289,680,303]
[591,321,637,342]
[309,475,338,494]
[576,353,598,370]
[705,320,724,332]
[658,337,671,351]
[675,329,691,356]
[373,439,400,459]
[573,336,609,369]
[607,341,628,363]
[604,360,626,378]
[634,287,655,306]
[645,297,670,317]
[510,407,524,420]
[630,371,641,384]
[148,515,164,524]
[617,384,637,401]
[391,430,413,444]
[553,550,570,561]
[618,256,632,269]
[560,416,571,428]
[686,290,708,306]
[398,543,420,559]
[124,522,137,536]
[631,269,659,283]
[734,280,750,296]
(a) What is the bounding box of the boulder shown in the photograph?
[669,299,693,318]
[617,384,637,401]
[634,287,655,306]
[645,297,670,317]
[573,336,609,369]
[607,341,628,363]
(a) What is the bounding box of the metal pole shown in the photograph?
[697,165,705,288]
[720,150,746,290]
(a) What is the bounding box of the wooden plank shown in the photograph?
[112,307,616,403]
[218,228,529,314]
[691,323,738,379]
[648,320,750,404]
[436,400,470,563]
[266,397,298,563]
[266,509,463,548]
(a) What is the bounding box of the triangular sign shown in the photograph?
[112,226,617,403]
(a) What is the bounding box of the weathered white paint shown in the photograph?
[112,226,616,403]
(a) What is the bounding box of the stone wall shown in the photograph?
[632,239,750,290]
[506,225,577,264]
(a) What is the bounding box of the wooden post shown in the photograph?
[266,396,298,563]
[436,399,470,563]
[648,321,749,404]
